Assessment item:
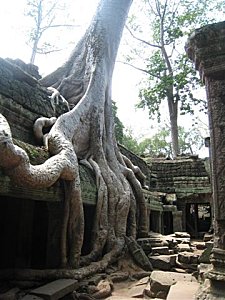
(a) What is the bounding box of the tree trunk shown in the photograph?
[0,0,149,276]
[167,93,179,158]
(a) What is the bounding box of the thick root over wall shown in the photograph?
[0,0,149,280]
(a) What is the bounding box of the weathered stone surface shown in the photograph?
[203,233,213,242]
[167,281,200,300]
[149,254,177,271]
[22,296,44,300]
[149,270,197,299]
[0,287,20,300]
[145,157,211,197]
[30,279,77,300]
[177,243,192,252]
[178,251,199,265]
[174,231,190,238]
[192,241,206,250]
[0,58,69,145]
[198,263,213,282]
[151,246,170,255]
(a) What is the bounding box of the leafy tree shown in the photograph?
[138,125,204,157]
[125,0,224,157]
[25,0,78,64]
[0,0,150,278]
[139,127,172,157]
[112,101,124,143]
[121,128,141,154]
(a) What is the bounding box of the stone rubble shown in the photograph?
[0,232,213,300]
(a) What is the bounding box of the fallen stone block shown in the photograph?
[149,254,177,271]
[178,251,199,264]
[30,279,77,300]
[176,260,198,271]
[171,267,187,273]
[149,270,196,299]
[203,233,213,242]
[167,281,200,300]
[152,246,170,255]
[0,288,20,300]
[192,241,206,250]
[177,243,192,252]
[174,232,190,238]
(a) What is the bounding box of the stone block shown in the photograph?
[151,246,170,255]
[203,233,213,242]
[167,281,200,300]
[149,254,177,271]
[177,243,192,252]
[22,296,44,300]
[174,232,190,238]
[0,288,20,300]
[30,279,77,300]
[149,270,196,299]
[178,251,199,264]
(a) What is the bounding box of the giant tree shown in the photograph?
[0,0,149,279]
[125,0,224,157]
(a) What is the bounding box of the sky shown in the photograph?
[0,0,211,156]
[0,0,153,138]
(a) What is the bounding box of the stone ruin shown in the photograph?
[0,20,225,299]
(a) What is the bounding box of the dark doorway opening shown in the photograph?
[31,201,49,268]
[0,196,49,269]
[186,203,211,238]
[81,204,96,256]
[163,211,173,234]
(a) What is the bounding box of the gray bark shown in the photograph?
[0,0,148,276]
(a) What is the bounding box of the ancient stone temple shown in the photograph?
[0,57,214,300]
[186,20,225,298]
[146,156,211,238]
[0,58,97,269]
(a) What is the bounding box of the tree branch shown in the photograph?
[117,60,161,79]
[41,24,79,32]
[126,26,161,49]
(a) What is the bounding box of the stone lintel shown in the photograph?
[186,21,225,81]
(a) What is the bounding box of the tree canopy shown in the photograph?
[120,125,205,158]
[124,0,225,157]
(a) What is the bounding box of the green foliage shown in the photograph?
[121,128,141,155]
[126,0,224,155]
[138,125,204,157]
[112,101,124,144]
[119,125,204,157]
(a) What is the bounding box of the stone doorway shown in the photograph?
[186,203,211,238]
[0,196,49,269]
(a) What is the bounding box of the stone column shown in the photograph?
[186,21,225,297]
[172,211,183,232]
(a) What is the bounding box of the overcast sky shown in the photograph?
[0,0,154,139]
